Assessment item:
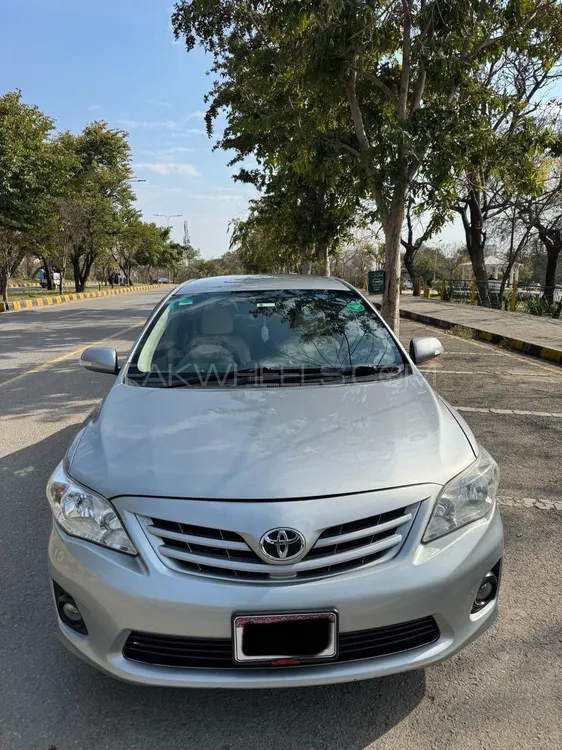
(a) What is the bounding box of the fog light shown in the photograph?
[53,582,88,635]
[472,572,498,612]
[61,602,82,622]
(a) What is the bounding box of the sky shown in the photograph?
[2,0,524,257]
[0,0,256,257]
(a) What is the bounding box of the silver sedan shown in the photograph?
[47,275,503,687]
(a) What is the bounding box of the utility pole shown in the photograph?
[154,214,183,282]
[183,220,190,247]
[153,213,183,229]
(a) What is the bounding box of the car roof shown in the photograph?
[174,274,352,295]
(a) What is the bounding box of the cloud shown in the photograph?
[118,111,205,131]
[87,104,101,111]
[186,192,247,203]
[147,100,172,108]
[135,162,201,177]
[141,147,196,156]
[171,128,207,138]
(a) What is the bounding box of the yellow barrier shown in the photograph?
[2,284,174,314]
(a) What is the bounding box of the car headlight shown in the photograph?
[423,448,499,543]
[46,463,137,555]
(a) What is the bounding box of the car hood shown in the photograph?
[69,374,476,500]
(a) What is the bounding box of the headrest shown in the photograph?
[200,305,234,335]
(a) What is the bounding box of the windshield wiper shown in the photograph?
[143,364,405,388]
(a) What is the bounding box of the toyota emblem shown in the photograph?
[259,528,306,563]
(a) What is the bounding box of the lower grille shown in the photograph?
[123,616,439,669]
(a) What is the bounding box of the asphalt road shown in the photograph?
[1,290,561,750]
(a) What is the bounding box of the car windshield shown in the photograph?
[126,288,406,387]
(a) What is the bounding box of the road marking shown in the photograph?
[499,496,562,511]
[408,320,562,375]
[444,351,504,356]
[421,368,558,379]
[455,405,562,418]
[0,322,143,390]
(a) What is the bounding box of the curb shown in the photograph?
[372,302,562,366]
[0,284,174,313]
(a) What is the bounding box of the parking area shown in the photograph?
[0,293,561,750]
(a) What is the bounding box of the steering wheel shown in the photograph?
[175,342,242,372]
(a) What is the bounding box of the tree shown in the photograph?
[401,196,447,293]
[231,165,359,276]
[518,162,562,310]
[449,23,562,306]
[332,229,383,288]
[488,205,534,302]
[173,0,562,329]
[0,91,59,302]
[56,122,134,292]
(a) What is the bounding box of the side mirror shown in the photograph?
[79,346,119,375]
[409,336,444,365]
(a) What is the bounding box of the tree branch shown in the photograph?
[398,0,412,121]
[359,69,399,110]
[333,141,361,158]
[410,63,426,115]
[346,67,371,153]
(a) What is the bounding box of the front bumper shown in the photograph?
[48,501,503,688]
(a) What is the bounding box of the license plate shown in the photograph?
[233,611,338,665]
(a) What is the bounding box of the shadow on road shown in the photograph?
[0,426,426,750]
[0,294,161,375]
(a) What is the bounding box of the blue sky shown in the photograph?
[0,0,255,256]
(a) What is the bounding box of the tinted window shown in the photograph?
[127,289,405,386]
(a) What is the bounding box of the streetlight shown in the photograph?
[128,179,147,183]
[153,213,183,227]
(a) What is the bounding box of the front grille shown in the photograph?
[123,617,439,669]
[140,503,419,582]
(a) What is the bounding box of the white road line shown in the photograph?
[499,496,562,511]
[421,368,558,378]
[455,405,562,418]
[444,351,503,356]
[407,319,562,375]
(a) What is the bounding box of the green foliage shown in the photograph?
[0,91,58,233]
[173,0,562,322]
[53,121,134,290]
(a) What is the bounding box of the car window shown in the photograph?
[127,288,406,386]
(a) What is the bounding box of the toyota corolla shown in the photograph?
[47,275,503,687]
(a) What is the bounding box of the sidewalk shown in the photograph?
[369,293,562,365]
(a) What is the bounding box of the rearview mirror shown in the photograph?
[79,346,119,375]
[409,336,444,365]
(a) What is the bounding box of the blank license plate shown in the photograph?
[233,612,338,665]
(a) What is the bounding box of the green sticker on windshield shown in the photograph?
[179,297,194,305]
[347,300,365,312]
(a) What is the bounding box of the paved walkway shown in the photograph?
[369,293,562,364]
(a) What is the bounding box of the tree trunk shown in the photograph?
[42,256,55,290]
[498,268,509,307]
[544,245,561,307]
[0,266,9,305]
[316,244,330,276]
[381,205,405,333]
[471,247,490,308]
[462,187,491,307]
[403,247,417,295]
[72,255,82,292]
[78,250,95,292]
